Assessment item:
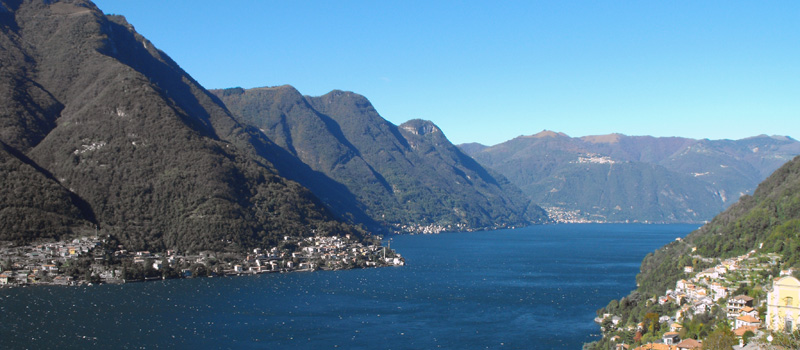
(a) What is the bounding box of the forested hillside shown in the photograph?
[0,0,364,252]
[585,155,800,349]
[213,86,546,233]
[637,155,800,296]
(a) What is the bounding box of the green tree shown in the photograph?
[643,312,660,334]
[704,327,736,350]
[742,330,755,345]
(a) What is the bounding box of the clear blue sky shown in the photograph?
[92,0,799,146]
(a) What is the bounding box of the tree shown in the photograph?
[760,330,800,349]
[643,312,660,334]
[742,330,755,345]
[601,318,614,332]
[703,327,736,350]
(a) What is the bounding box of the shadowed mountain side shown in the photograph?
[0,140,95,242]
[214,87,545,232]
[0,0,366,252]
[213,86,397,225]
[457,142,488,155]
[242,124,382,232]
[0,3,63,153]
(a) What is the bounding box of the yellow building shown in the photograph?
[767,276,800,332]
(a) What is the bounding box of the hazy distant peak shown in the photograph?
[265,85,303,98]
[745,134,795,142]
[319,89,360,99]
[217,87,246,96]
[249,84,298,92]
[458,142,488,155]
[310,90,374,110]
[581,133,624,144]
[525,130,568,139]
[399,119,441,136]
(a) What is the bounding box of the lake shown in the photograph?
[0,223,696,349]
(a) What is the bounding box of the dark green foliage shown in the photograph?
[635,156,800,295]
[463,131,799,223]
[212,86,546,232]
[220,87,245,96]
[686,156,800,260]
[0,141,95,243]
[0,0,365,253]
[703,327,737,350]
[636,239,711,296]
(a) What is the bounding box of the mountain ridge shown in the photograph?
[0,0,366,252]
[461,131,800,223]
[213,85,546,233]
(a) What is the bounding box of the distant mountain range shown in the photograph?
[212,86,546,233]
[2,0,796,256]
[461,131,800,223]
[0,0,544,255]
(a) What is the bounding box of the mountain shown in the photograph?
[0,0,364,252]
[0,140,95,242]
[586,154,800,350]
[212,86,546,233]
[461,131,800,223]
[637,154,800,295]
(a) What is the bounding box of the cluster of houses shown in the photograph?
[544,206,597,223]
[663,250,765,340]
[1,234,404,287]
[600,245,800,350]
[236,234,404,274]
[395,223,458,234]
[0,237,103,286]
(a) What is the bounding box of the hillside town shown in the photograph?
[594,243,800,350]
[0,234,404,288]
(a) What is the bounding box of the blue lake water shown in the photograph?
[0,224,696,349]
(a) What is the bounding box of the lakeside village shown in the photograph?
[0,234,404,288]
[593,241,800,350]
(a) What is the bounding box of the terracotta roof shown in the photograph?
[675,338,702,349]
[733,325,759,337]
[633,344,676,350]
[732,295,754,301]
[736,315,761,323]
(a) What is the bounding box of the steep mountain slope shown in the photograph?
[214,86,545,233]
[463,131,799,223]
[0,0,363,252]
[0,141,95,242]
[639,154,800,296]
